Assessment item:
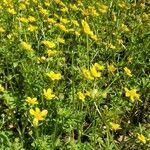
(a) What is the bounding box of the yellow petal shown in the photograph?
[35,107,40,113]
[29,109,35,115]
[33,118,39,126]
[41,110,48,116]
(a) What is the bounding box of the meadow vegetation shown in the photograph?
[0,0,150,149]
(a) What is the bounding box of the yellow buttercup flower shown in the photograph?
[7,8,17,15]
[57,37,65,44]
[28,25,38,32]
[17,17,28,23]
[77,92,85,102]
[90,66,101,78]
[47,18,56,24]
[93,63,104,71]
[107,64,116,74]
[55,23,68,32]
[118,2,127,9]
[47,71,62,80]
[26,97,38,105]
[99,4,108,13]
[0,84,4,92]
[60,7,68,13]
[42,40,56,49]
[43,88,56,100]
[90,34,98,41]
[81,20,93,36]
[47,50,58,57]
[19,3,26,10]
[124,67,132,77]
[124,88,140,102]
[37,56,46,64]
[0,27,5,33]
[82,63,103,80]
[121,24,130,32]
[69,4,79,11]
[137,133,147,144]
[21,42,33,51]
[89,6,99,17]
[39,6,48,16]
[60,18,70,24]
[110,122,121,131]
[72,20,79,27]
[44,2,50,7]
[82,68,94,80]
[75,30,81,36]
[29,107,48,126]
[28,16,36,22]
[108,43,116,49]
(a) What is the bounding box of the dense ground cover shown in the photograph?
[0,0,150,149]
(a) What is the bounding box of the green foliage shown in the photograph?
[0,0,149,149]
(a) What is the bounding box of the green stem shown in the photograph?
[86,35,90,68]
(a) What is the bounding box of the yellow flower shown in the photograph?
[124,67,132,77]
[39,7,48,16]
[124,88,140,102]
[43,88,56,100]
[17,17,28,23]
[110,122,121,131]
[47,18,56,24]
[142,13,149,21]
[47,50,58,57]
[99,4,108,13]
[55,0,66,7]
[137,133,146,144]
[21,42,33,51]
[75,31,80,36]
[26,97,38,105]
[7,8,17,15]
[90,34,98,41]
[69,4,79,11]
[107,64,116,74]
[37,56,46,63]
[90,66,101,78]
[47,71,62,80]
[60,7,68,13]
[0,27,5,33]
[93,63,104,71]
[42,40,56,49]
[121,24,130,32]
[55,23,68,32]
[90,89,99,98]
[81,20,93,36]
[118,2,127,9]
[60,18,70,24]
[28,25,38,32]
[57,37,65,44]
[44,2,50,7]
[0,84,4,92]
[19,3,26,10]
[89,7,99,17]
[82,69,94,80]
[77,92,85,102]
[108,43,116,49]
[29,107,48,126]
[72,20,79,27]
[28,16,36,22]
